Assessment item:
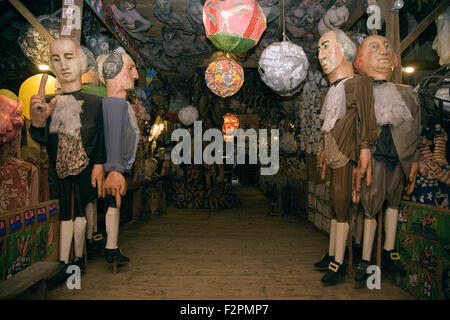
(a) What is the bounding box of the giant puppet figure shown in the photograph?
[98,51,140,264]
[353,35,420,282]
[314,29,377,285]
[29,37,106,272]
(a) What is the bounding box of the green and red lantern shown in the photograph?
[203,0,266,54]
[205,58,244,98]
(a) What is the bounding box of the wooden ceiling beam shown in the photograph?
[8,0,54,44]
[344,1,364,31]
[400,0,449,53]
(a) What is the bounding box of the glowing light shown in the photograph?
[38,64,50,71]
[403,66,415,73]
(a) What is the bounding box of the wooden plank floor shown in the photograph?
[45,186,414,300]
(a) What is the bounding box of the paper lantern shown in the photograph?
[178,105,199,126]
[18,15,60,66]
[0,89,18,101]
[19,74,57,120]
[203,0,266,54]
[435,87,450,112]
[258,41,309,96]
[222,113,239,141]
[205,59,244,98]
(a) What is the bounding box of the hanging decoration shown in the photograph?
[258,0,308,96]
[18,15,60,67]
[203,0,267,54]
[205,58,244,98]
[222,113,240,141]
[178,105,199,126]
[258,40,309,96]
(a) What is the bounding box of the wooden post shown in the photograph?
[347,206,355,278]
[69,183,75,262]
[137,66,146,90]
[8,0,54,44]
[377,211,383,267]
[380,0,402,83]
[60,0,84,44]
[344,2,364,31]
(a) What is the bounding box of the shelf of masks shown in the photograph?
[391,201,450,300]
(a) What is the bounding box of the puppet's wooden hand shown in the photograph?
[359,148,372,187]
[91,164,105,198]
[104,171,127,208]
[352,163,362,203]
[30,74,55,127]
[406,161,419,195]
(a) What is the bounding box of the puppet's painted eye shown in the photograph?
[100,42,109,51]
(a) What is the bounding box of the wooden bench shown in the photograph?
[0,262,61,300]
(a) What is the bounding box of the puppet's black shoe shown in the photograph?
[46,262,70,287]
[314,252,334,271]
[354,259,371,282]
[105,248,130,264]
[73,256,86,273]
[86,239,95,251]
[321,260,346,285]
[383,250,406,275]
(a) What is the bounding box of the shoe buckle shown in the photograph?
[93,233,103,241]
[390,252,401,260]
[328,261,339,273]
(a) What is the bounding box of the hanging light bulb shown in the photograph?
[389,0,404,12]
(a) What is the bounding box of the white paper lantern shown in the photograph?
[18,15,60,66]
[434,87,450,112]
[258,41,309,96]
[178,105,199,126]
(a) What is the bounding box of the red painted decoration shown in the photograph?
[203,0,266,54]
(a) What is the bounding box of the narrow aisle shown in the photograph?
[46,186,414,300]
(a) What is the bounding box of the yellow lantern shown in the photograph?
[19,74,56,120]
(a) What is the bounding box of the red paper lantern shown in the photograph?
[222,113,239,141]
[205,58,244,98]
[203,0,266,54]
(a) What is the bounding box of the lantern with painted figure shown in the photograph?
[205,58,244,98]
[222,113,239,141]
[203,0,266,54]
